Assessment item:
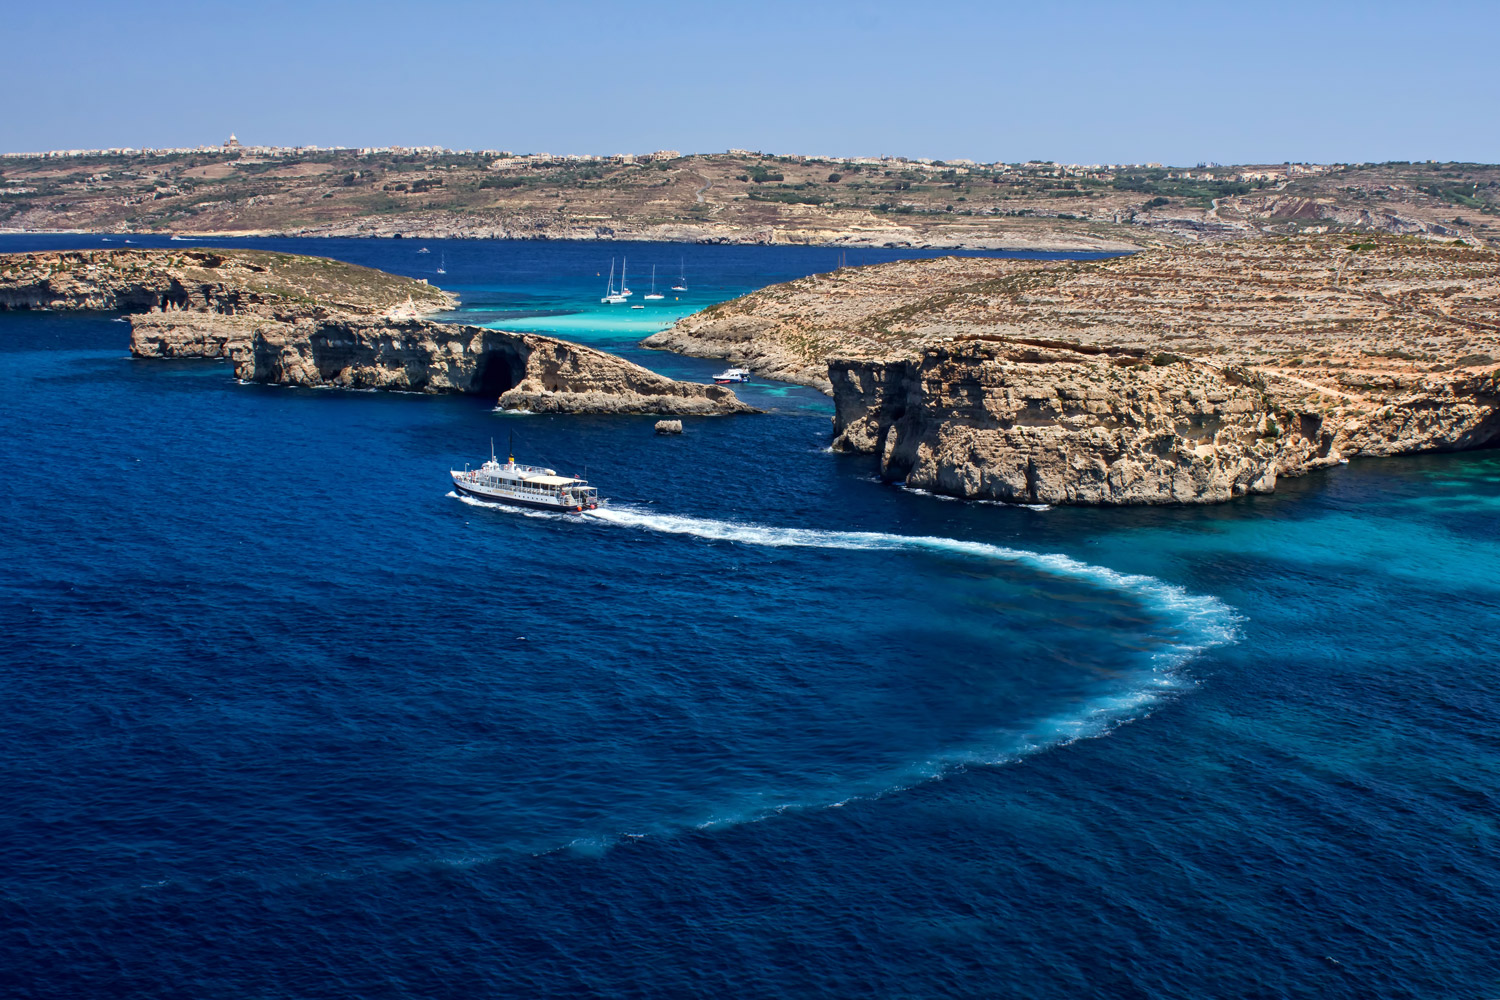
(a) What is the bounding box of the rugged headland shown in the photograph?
[4,149,1497,251]
[0,248,752,415]
[649,236,1500,504]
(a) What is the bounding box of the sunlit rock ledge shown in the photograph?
[0,248,754,416]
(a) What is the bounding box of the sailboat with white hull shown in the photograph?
[644,264,664,300]
[601,258,626,304]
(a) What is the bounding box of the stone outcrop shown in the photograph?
[1,248,753,416]
[665,236,1500,504]
[0,247,454,316]
[135,316,750,413]
[223,315,752,414]
[655,419,684,435]
[830,340,1499,505]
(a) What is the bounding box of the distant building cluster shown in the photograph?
[0,136,689,166]
[1,134,347,160]
[0,136,1340,183]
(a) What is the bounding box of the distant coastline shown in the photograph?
[0,224,1140,254]
[4,147,1494,253]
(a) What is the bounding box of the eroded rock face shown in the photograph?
[658,236,1500,504]
[496,337,752,415]
[831,341,1500,505]
[130,312,264,358]
[2,248,752,416]
[831,342,1283,504]
[128,312,754,415]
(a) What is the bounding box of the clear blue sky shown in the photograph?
[7,0,1497,165]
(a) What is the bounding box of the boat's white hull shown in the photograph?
[452,477,598,512]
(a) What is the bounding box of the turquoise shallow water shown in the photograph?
[1,235,1498,998]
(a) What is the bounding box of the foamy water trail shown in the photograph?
[124,494,1243,885]
[452,495,1240,844]
[589,505,1237,819]
[588,503,1236,646]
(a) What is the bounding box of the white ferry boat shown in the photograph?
[451,440,601,513]
[711,367,751,384]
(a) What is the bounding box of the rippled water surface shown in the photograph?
[2,236,1498,998]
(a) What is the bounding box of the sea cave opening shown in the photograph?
[472,341,528,398]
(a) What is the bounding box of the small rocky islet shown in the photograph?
[3,238,1496,505]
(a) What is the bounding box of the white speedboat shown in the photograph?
[452,440,601,513]
[711,367,751,384]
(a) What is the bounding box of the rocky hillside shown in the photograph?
[5,150,1496,250]
[0,248,752,416]
[654,236,1500,503]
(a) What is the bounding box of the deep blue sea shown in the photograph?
[2,235,1498,999]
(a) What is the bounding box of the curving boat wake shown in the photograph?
[451,493,1241,843]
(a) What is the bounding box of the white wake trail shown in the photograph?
[454,496,1240,840]
[587,504,1237,655]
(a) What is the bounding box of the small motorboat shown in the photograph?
[711,367,751,384]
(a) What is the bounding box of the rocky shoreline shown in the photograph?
[829,339,1498,505]
[651,236,1500,504]
[7,240,1496,506]
[0,248,754,416]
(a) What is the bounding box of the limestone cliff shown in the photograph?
[830,340,1499,505]
[217,315,754,414]
[2,248,752,416]
[662,236,1500,503]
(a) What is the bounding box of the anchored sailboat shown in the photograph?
[670,256,687,292]
[601,258,626,303]
[644,264,664,300]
